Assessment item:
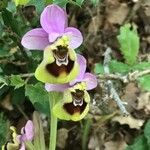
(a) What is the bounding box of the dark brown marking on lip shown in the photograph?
[63,90,86,115]
[71,89,84,100]
[53,46,68,59]
[63,100,87,115]
[46,58,74,77]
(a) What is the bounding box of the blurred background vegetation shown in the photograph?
[0,0,150,150]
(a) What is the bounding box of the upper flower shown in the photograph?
[21,4,83,50]
[35,36,81,84]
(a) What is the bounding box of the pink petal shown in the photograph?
[24,120,34,141]
[40,4,67,34]
[45,83,69,92]
[21,28,49,50]
[17,135,21,142]
[19,143,25,150]
[83,73,97,90]
[64,27,83,49]
[48,32,61,43]
[70,54,86,86]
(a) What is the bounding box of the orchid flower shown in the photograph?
[21,4,83,50]
[2,120,34,150]
[22,4,83,84]
[2,127,19,150]
[35,36,82,84]
[17,120,34,150]
[45,55,97,121]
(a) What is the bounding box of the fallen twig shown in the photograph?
[97,69,150,83]
[103,47,129,115]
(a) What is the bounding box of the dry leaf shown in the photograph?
[104,140,128,150]
[88,135,100,150]
[57,128,68,149]
[106,2,129,24]
[142,0,150,8]
[136,92,150,114]
[1,93,13,110]
[122,83,139,112]
[112,115,144,129]
[88,15,103,34]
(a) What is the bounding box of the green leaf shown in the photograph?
[45,0,53,5]
[132,62,150,71]
[2,9,21,36]
[94,63,104,74]
[25,83,49,115]
[7,1,16,13]
[138,75,150,91]
[76,0,85,6]
[0,46,12,58]
[0,113,10,148]
[10,75,25,89]
[117,24,140,65]
[12,87,25,105]
[0,75,9,85]
[28,0,45,14]
[109,60,130,74]
[94,61,131,74]
[0,0,8,11]
[144,120,150,146]
[0,86,9,99]
[53,0,68,7]
[94,61,150,76]
[90,0,99,6]
[125,135,149,150]
[0,67,3,73]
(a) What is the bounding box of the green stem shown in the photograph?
[49,92,58,150]
[25,141,34,150]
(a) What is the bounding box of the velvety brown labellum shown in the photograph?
[53,46,68,59]
[63,101,87,115]
[71,89,84,100]
[46,45,75,77]
[63,90,87,115]
[46,58,74,77]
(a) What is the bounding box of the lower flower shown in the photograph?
[2,120,34,150]
[53,82,90,121]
